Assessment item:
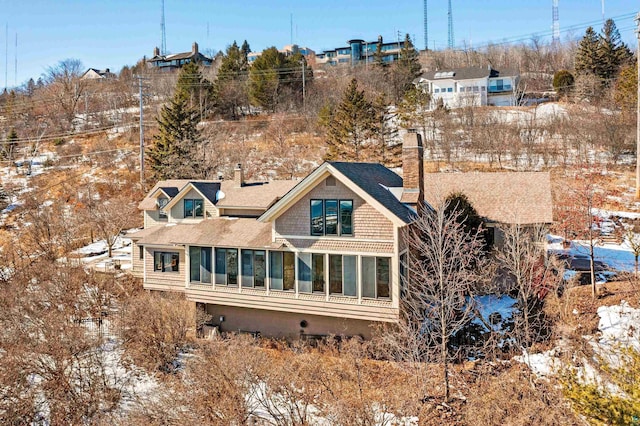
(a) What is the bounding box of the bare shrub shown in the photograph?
[464,364,581,426]
[120,292,196,373]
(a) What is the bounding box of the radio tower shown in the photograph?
[423,0,428,50]
[552,0,560,45]
[160,0,167,55]
[447,0,454,49]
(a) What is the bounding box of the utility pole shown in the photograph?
[635,13,640,198]
[136,75,148,187]
[301,59,306,111]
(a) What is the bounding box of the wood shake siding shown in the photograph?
[144,210,167,228]
[169,188,217,220]
[131,241,144,276]
[143,247,186,292]
[275,178,394,240]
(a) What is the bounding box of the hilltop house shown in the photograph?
[81,68,115,80]
[129,133,552,339]
[413,66,520,108]
[147,42,213,70]
[315,36,402,67]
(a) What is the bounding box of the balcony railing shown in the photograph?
[488,85,512,93]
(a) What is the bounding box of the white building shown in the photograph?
[413,66,520,109]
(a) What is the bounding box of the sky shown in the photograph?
[0,0,637,88]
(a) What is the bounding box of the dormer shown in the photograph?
[162,182,221,222]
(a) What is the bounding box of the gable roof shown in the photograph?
[259,162,415,225]
[416,66,519,82]
[191,182,221,204]
[328,162,415,223]
[138,179,191,210]
[159,186,180,198]
[423,172,553,225]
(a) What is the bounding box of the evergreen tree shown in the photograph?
[575,26,601,77]
[322,78,377,161]
[4,128,18,161]
[174,61,214,120]
[147,67,204,181]
[398,84,432,144]
[249,47,285,112]
[373,36,388,69]
[240,40,251,64]
[389,34,423,103]
[598,18,633,82]
[215,41,249,119]
[552,70,575,98]
[372,94,401,167]
[614,63,637,112]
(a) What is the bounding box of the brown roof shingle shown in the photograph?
[217,180,297,209]
[130,217,273,248]
[423,172,553,225]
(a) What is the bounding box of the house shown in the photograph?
[129,133,552,339]
[423,171,553,247]
[81,68,115,80]
[147,42,213,70]
[413,66,520,108]
[247,44,316,66]
[315,36,401,67]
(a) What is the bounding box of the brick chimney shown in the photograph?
[192,42,199,55]
[233,163,244,187]
[153,46,160,57]
[400,130,424,212]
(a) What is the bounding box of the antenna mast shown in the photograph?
[161,0,167,55]
[447,0,454,49]
[14,32,17,86]
[552,0,560,44]
[423,0,428,50]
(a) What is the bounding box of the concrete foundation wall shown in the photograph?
[204,304,377,339]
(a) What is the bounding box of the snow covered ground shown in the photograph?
[71,235,133,271]
[516,302,640,379]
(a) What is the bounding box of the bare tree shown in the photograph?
[41,59,88,130]
[494,224,562,349]
[400,199,484,401]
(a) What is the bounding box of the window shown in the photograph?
[399,252,407,299]
[310,200,353,236]
[190,246,212,283]
[184,199,204,218]
[473,86,479,92]
[312,254,325,293]
[361,257,391,299]
[329,254,357,296]
[298,253,312,293]
[447,87,453,93]
[241,249,266,288]
[154,252,179,272]
[139,245,144,260]
[311,200,323,235]
[434,88,440,93]
[481,86,486,91]
[158,197,168,219]
[215,248,238,285]
[269,251,295,291]
[496,79,504,91]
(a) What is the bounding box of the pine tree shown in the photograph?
[575,26,601,77]
[372,94,401,167]
[389,34,423,103]
[398,85,432,147]
[598,19,633,82]
[249,47,285,112]
[215,41,250,119]
[174,61,214,120]
[4,128,18,161]
[322,78,377,162]
[373,36,388,70]
[240,40,251,64]
[614,63,637,112]
[147,67,205,181]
